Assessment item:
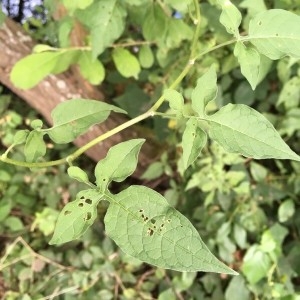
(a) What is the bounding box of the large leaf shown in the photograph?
[112,48,141,79]
[104,185,237,274]
[191,66,218,117]
[49,189,103,244]
[47,99,126,144]
[24,131,46,162]
[216,0,242,37]
[95,139,145,190]
[182,119,207,169]
[10,51,79,89]
[234,42,261,90]
[248,9,300,59]
[206,104,300,161]
[76,0,126,58]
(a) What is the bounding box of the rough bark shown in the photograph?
[0,17,159,174]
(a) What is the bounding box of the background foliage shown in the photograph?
[1,0,300,299]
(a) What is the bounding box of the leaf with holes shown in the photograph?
[191,66,218,117]
[206,103,300,161]
[46,99,126,144]
[217,0,242,37]
[49,189,103,245]
[104,185,237,274]
[95,139,145,191]
[24,131,46,162]
[248,9,300,59]
[182,119,207,169]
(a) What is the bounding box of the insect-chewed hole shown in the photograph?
[78,202,84,207]
[64,210,71,216]
[85,212,92,221]
[258,21,262,25]
[80,196,85,200]
[139,209,144,213]
[147,228,154,236]
[150,219,156,224]
[161,223,165,228]
[85,198,92,205]
[167,219,171,223]
[144,216,149,222]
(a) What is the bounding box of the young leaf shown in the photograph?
[10,51,79,89]
[248,9,300,60]
[104,185,238,274]
[234,42,260,90]
[75,0,126,58]
[77,51,105,85]
[216,0,242,37]
[191,66,218,117]
[13,130,29,145]
[24,131,46,162]
[182,119,207,169]
[67,166,90,184]
[138,45,154,69]
[49,189,103,245]
[47,99,126,144]
[95,139,145,190]
[206,104,300,161]
[112,48,141,79]
[142,3,167,41]
[163,89,184,111]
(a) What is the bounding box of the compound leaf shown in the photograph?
[191,66,218,117]
[182,119,207,169]
[112,48,141,79]
[207,104,300,161]
[248,9,300,60]
[104,185,237,274]
[95,139,145,191]
[24,131,46,162]
[49,189,103,245]
[47,99,126,144]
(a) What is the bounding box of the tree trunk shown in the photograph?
[0,17,159,175]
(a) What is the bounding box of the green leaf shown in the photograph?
[47,99,126,144]
[33,44,56,53]
[67,166,90,184]
[163,89,184,111]
[49,189,103,245]
[95,139,145,190]
[10,51,79,89]
[191,66,218,117]
[207,104,300,161]
[278,199,295,223]
[248,9,300,59]
[112,48,141,79]
[24,131,46,162]
[13,130,29,145]
[138,45,154,69]
[277,76,300,109]
[0,10,6,26]
[225,276,250,300]
[216,0,242,37]
[142,3,167,41]
[234,42,260,90]
[76,0,126,58]
[182,119,207,169]
[77,51,105,85]
[62,0,93,13]
[104,185,237,274]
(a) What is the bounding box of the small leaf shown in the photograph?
[142,3,168,41]
[138,45,154,68]
[191,66,218,117]
[95,139,145,190]
[104,185,237,274]
[47,99,126,144]
[234,42,260,90]
[33,44,56,53]
[30,119,43,129]
[13,130,29,145]
[67,166,90,184]
[112,48,141,79]
[206,103,300,161]
[277,76,300,109]
[49,189,103,245]
[248,9,300,59]
[24,131,46,162]
[62,0,93,13]
[216,0,242,37]
[278,199,295,223]
[182,119,207,169]
[163,89,184,111]
[75,0,126,58]
[77,51,105,85]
